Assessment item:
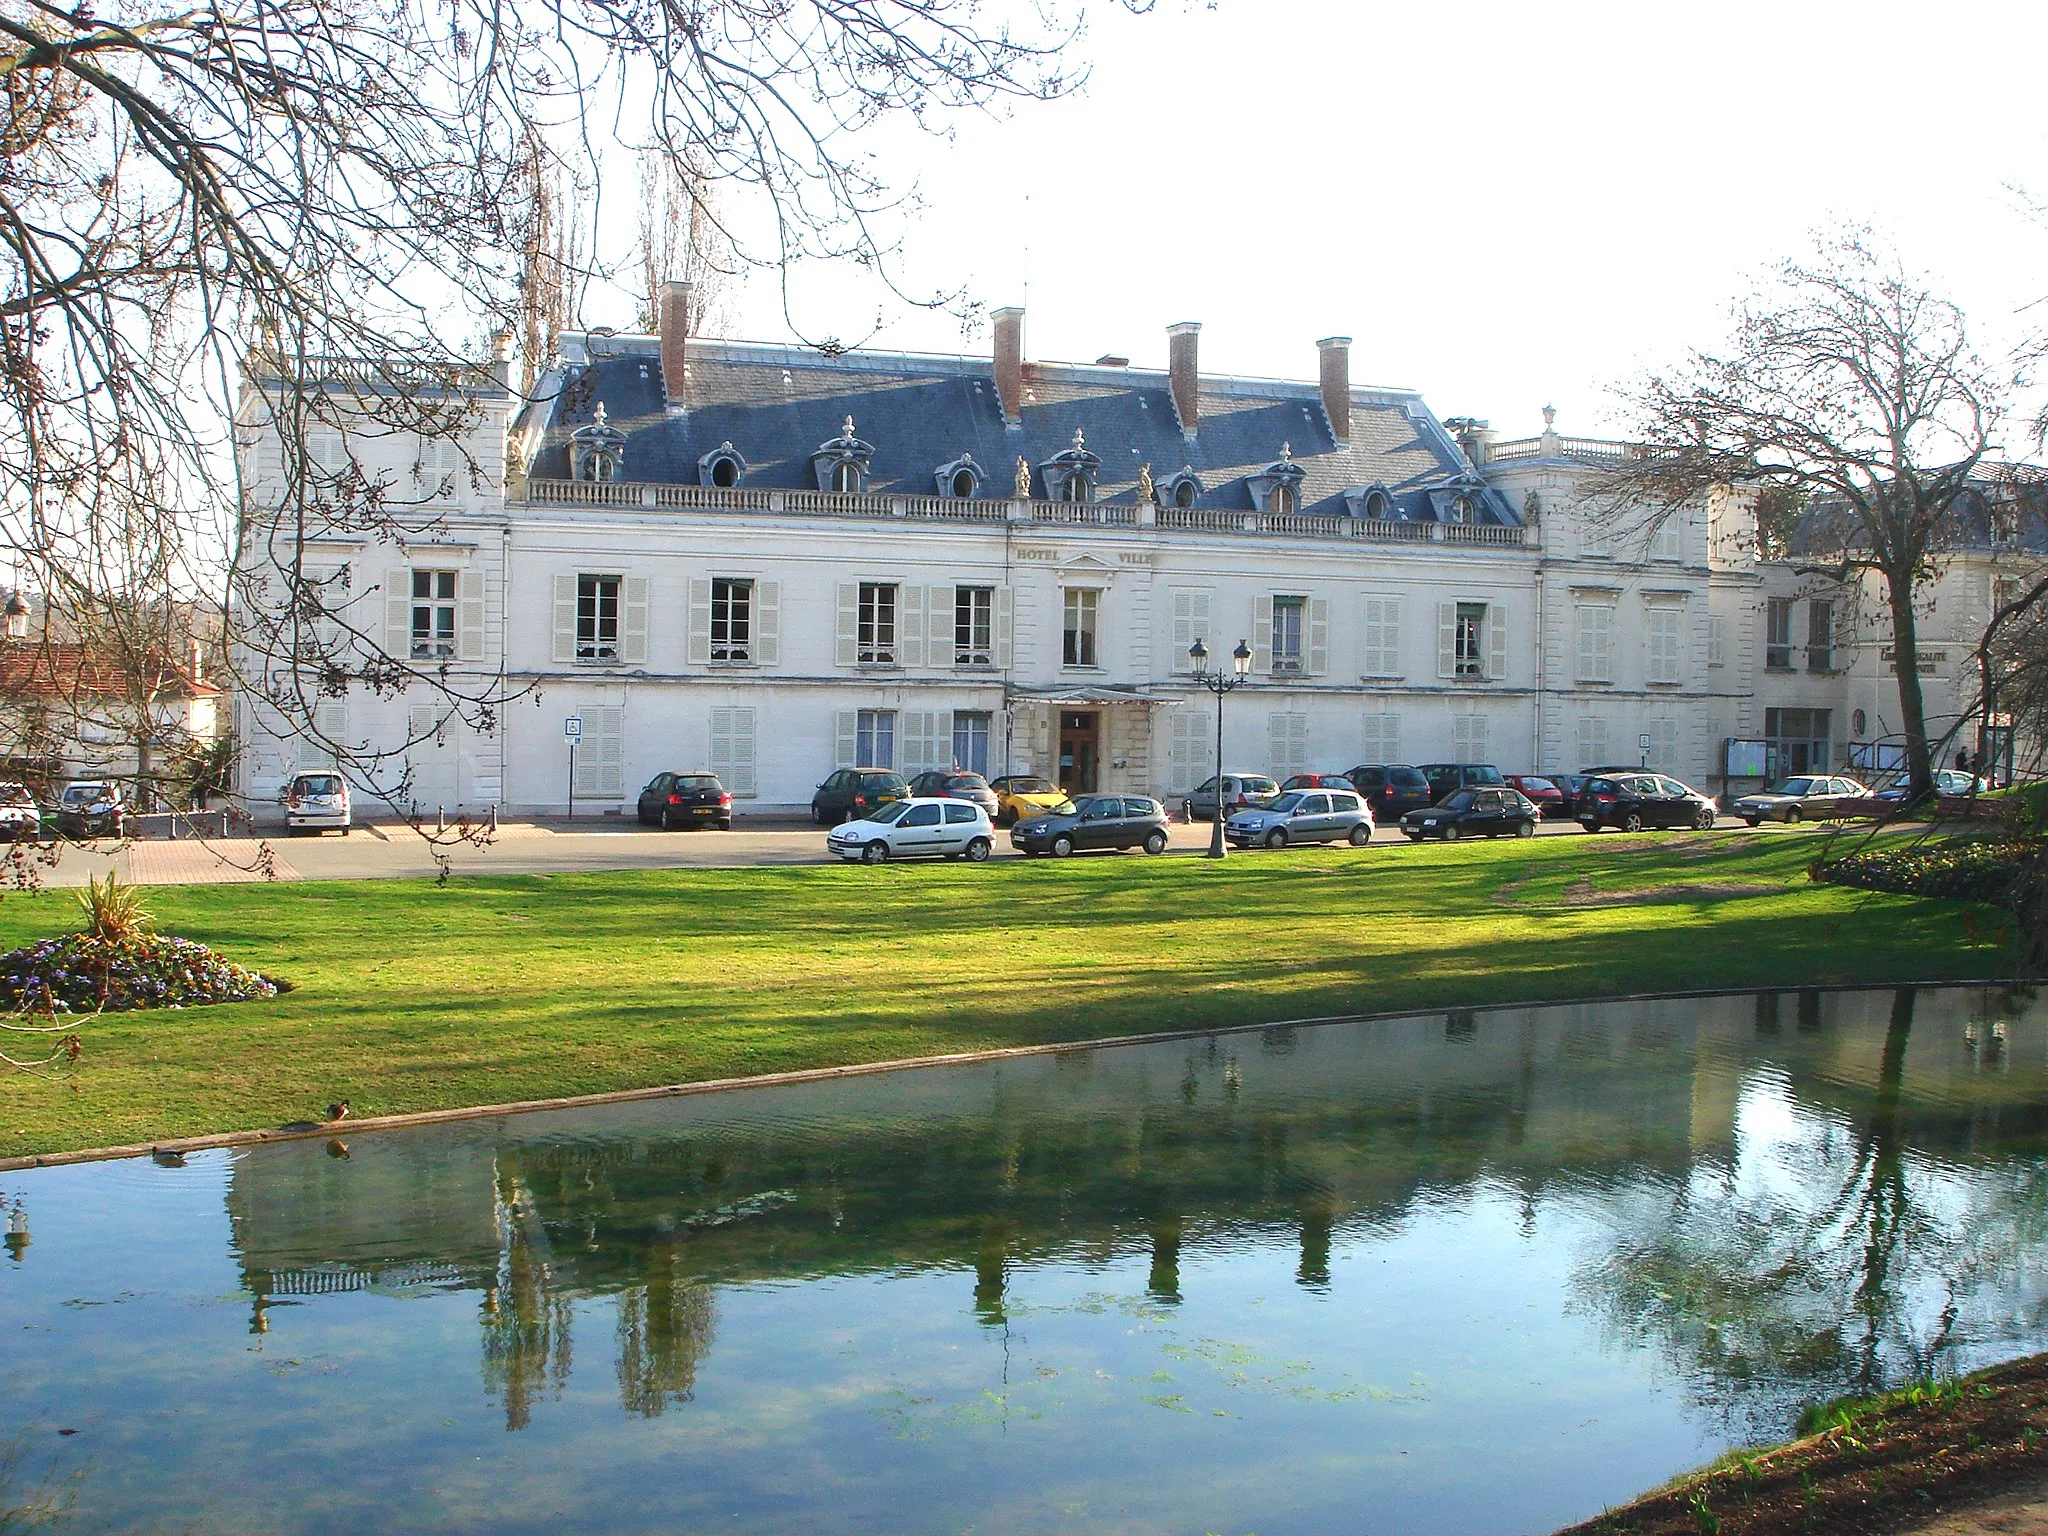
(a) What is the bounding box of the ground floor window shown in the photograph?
[1360,712,1400,766]
[1765,707,1830,776]
[1268,711,1308,776]
[857,709,896,769]
[710,707,757,797]
[952,711,991,774]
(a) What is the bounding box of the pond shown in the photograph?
[5,984,2048,1535]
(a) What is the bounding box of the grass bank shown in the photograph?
[0,832,1996,1157]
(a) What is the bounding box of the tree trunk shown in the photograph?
[1884,568,1936,799]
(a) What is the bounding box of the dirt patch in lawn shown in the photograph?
[1555,1353,2048,1536]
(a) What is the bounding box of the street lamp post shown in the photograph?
[1189,638,1254,859]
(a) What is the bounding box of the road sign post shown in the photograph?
[1639,732,1652,769]
[563,716,583,819]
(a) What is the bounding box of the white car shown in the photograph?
[0,781,39,842]
[825,796,993,864]
[283,771,352,835]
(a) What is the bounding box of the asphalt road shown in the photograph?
[0,808,1819,887]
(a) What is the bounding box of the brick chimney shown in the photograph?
[660,280,693,408]
[1317,336,1351,446]
[991,306,1024,427]
[1167,322,1200,440]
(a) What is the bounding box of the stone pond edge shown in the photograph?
[0,975,2018,1173]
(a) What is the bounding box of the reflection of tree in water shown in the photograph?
[479,1173,574,1432]
[615,1253,716,1418]
[1576,987,2048,1441]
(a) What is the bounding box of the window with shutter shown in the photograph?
[1646,717,1680,773]
[755,580,780,667]
[1452,714,1487,763]
[833,710,858,768]
[621,577,649,665]
[837,583,859,667]
[458,569,484,661]
[1581,514,1611,558]
[1360,597,1401,677]
[1650,512,1685,562]
[1307,598,1329,676]
[688,578,713,665]
[1708,614,1727,668]
[1268,712,1309,776]
[709,579,753,662]
[902,711,938,773]
[1169,588,1214,674]
[1360,712,1400,765]
[1646,604,1683,684]
[1486,604,1507,682]
[409,569,458,660]
[899,584,926,668]
[858,583,898,664]
[1575,603,1614,683]
[993,587,1013,669]
[573,707,625,797]
[301,701,348,769]
[710,707,757,797]
[1062,588,1099,668]
[1269,595,1305,672]
[1253,593,1274,674]
[1436,602,1459,679]
[1574,714,1610,774]
[1166,708,1214,792]
[953,586,993,665]
[552,573,577,663]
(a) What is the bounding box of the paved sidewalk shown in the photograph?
[125,838,302,885]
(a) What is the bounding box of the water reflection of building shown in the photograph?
[219,986,2048,1431]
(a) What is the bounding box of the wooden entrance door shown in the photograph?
[1058,711,1100,796]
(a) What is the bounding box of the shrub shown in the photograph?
[75,872,152,944]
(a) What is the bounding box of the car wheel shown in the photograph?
[1743,817,1760,828]
[964,837,992,863]
[1051,834,1075,858]
[1693,807,1716,831]
[1580,820,1600,833]
[1515,820,1536,838]
[340,827,351,837]
[1621,812,1645,833]
[1347,824,1371,847]
[861,840,890,864]
[660,809,678,831]
[1143,829,1168,855]
[1265,828,1288,850]
[1441,824,1460,841]
[1783,808,1802,825]
[810,804,824,825]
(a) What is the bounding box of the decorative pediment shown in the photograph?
[1247,443,1307,513]
[1038,428,1102,504]
[1424,470,1496,524]
[810,415,875,493]
[1055,552,1118,585]
[568,402,627,483]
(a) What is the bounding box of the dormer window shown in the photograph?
[568,401,626,484]
[698,442,747,489]
[1450,495,1472,523]
[1036,428,1101,508]
[1175,480,1196,508]
[933,453,984,499]
[1425,472,1494,525]
[810,415,875,494]
[1246,443,1307,517]
[1160,468,1203,510]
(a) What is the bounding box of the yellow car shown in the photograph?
[989,775,1071,827]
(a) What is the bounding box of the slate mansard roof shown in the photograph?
[515,334,1520,524]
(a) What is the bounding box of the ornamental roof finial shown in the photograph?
[1542,403,1557,430]
[843,414,856,438]
[1280,441,1292,461]
[1073,427,1086,450]
[592,401,608,427]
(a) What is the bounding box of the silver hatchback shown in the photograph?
[1225,788,1375,849]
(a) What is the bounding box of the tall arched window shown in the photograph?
[1450,495,1472,523]
[833,461,861,494]
[1064,473,1090,504]
[1267,484,1296,515]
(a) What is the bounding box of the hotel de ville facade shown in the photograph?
[234,286,2029,818]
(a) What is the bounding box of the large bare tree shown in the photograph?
[0,0,1137,841]
[1608,234,2008,800]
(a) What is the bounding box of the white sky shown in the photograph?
[587,0,2048,447]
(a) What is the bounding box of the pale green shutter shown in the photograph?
[836,583,858,667]
[1307,598,1329,676]
[993,586,1013,669]
[1487,603,1507,682]
[754,580,779,667]
[387,568,413,660]
[1253,593,1273,674]
[1436,602,1457,679]
[552,574,577,663]
[687,578,711,665]
[834,710,858,769]
[458,568,485,662]
[622,577,649,665]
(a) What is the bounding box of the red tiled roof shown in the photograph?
[0,642,219,701]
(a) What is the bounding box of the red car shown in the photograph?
[1504,775,1568,819]
[1281,773,1361,793]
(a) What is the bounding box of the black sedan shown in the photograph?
[1576,773,1718,833]
[636,771,733,829]
[1399,787,1538,841]
[1011,795,1171,857]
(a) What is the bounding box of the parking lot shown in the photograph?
[0,806,1811,887]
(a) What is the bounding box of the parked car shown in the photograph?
[1547,773,1594,818]
[1732,775,1876,826]
[1280,772,1359,792]
[282,771,352,836]
[1011,795,1170,857]
[988,775,1070,827]
[1400,786,1538,841]
[1576,773,1718,833]
[811,768,909,825]
[1226,788,1375,849]
[0,782,40,842]
[906,771,1002,821]
[1874,768,1991,804]
[50,780,124,838]
[825,797,993,864]
[1345,764,1434,821]
[1184,773,1281,822]
[1503,774,1567,819]
[1417,763,1505,804]
[636,771,732,830]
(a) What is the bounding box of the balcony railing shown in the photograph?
[523,480,1530,546]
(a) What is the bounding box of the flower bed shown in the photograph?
[1,932,278,1015]
[1814,838,2045,908]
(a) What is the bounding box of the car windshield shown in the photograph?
[1518,777,1556,792]
[675,774,721,791]
[1777,778,1819,795]
[1267,792,1306,813]
[1008,777,1055,794]
[861,801,912,825]
[1074,797,1118,817]
[1389,769,1427,788]
[293,775,343,796]
[1243,778,1278,794]
[60,784,108,806]
[948,775,990,790]
[859,775,906,793]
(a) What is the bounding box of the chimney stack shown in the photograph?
[1317,337,1351,446]
[1167,322,1201,440]
[991,306,1025,427]
[660,280,693,408]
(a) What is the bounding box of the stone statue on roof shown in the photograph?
[1014,455,1032,499]
[1137,462,1155,504]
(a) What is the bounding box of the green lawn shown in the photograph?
[0,833,1997,1157]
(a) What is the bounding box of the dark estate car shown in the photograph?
[637,771,733,830]
[1400,787,1538,841]
[1503,774,1567,819]
[811,768,910,825]
[1345,764,1433,821]
[1011,795,1171,857]
[1226,788,1375,849]
[1184,774,1281,822]
[1576,774,1719,833]
[906,771,1001,820]
[1417,763,1505,804]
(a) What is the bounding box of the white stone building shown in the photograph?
[231,294,2035,819]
